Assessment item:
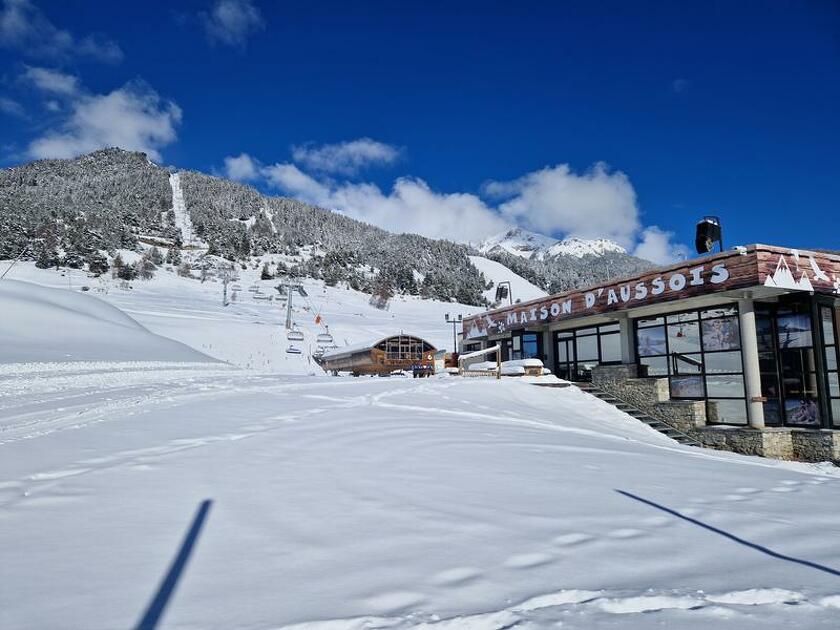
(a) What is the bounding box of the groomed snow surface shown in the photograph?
[468,255,546,304]
[2,267,840,629]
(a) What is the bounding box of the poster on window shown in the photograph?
[785,398,820,426]
[670,375,705,398]
[637,327,666,356]
[777,314,812,349]
[701,317,740,351]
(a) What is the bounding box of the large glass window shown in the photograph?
[554,323,622,381]
[757,302,823,427]
[509,332,541,361]
[822,307,840,428]
[634,304,747,425]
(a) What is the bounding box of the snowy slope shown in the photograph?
[3,257,840,629]
[169,172,204,248]
[2,374,840,629]
[0,279,214,364]
[469,255,547,304]
[3,259,487,371]
[479,228,626,260]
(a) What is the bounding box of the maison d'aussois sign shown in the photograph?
[463,246,840,340]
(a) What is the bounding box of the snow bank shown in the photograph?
[0,279,214,364]
[468,358,546,376]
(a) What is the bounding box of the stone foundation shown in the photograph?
[590,364,840,463]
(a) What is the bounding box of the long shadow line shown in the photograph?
[135,499,213,630]
[616,489,840,578]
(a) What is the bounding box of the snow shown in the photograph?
[169,172,204,248]
[2,371,840,629]
[4,259,486,372]
[0,279,213,364]
[478,228,626,260]
[468,255,546,304]
[4,261,840,629]
[547,236,626,258]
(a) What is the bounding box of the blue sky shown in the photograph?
[1,0,838,261]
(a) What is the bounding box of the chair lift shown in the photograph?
[286,345,302,355]
[316,325,334,345]
[287,325,304,342]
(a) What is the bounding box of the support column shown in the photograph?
[618,314,636,364]
[738,295,766,429]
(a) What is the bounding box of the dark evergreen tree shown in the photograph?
[165,245,181,265]
[86,250,109,275]
[149,246,164,265]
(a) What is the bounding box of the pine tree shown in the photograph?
[261,262,273,280]
[149,246,164,265]
[86,251,109,275]
[165,245,182,265]
[138,254,156,280]
[118,262,138,280]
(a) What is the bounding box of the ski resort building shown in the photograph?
[318,335,436,377]
[462,244,840,461]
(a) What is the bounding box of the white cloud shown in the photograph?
[260,161,509,241]
[633,226,690,264]
[672,78,690,94]
[261,163,333,201]
[291,138,400,176]
[22,65,79,95]
[27,80,182,162]
[222,142,688,257]
[201,0,264,47]
[224,152,260,180]
[0,0,122,62]
[0,95,25,117]
[486,163,640,248]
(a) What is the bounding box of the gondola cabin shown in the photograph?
[318,335,437,376]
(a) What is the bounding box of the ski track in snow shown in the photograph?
[169,172,202,247]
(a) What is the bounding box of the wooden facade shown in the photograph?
[463,245,840,340]
[317,335,437,376]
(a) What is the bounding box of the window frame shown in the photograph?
[633,303,748,426]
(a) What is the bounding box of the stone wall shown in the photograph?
[590,364,840,463]
[591,364,706,433]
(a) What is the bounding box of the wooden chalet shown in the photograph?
[318,334,437,376]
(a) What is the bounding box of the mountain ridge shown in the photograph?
[0,148,655,305]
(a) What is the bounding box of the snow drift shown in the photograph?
[0,280,215,364]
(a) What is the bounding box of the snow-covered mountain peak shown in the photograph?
[478,228,625,259]
[547,236,626,258]
[478,228,556,259]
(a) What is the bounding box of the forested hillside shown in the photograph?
[1,148,654,306]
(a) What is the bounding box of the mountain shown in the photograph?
[479,227,626,260]
[0,148,654,306]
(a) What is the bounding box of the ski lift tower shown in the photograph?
[276,279,308,329]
